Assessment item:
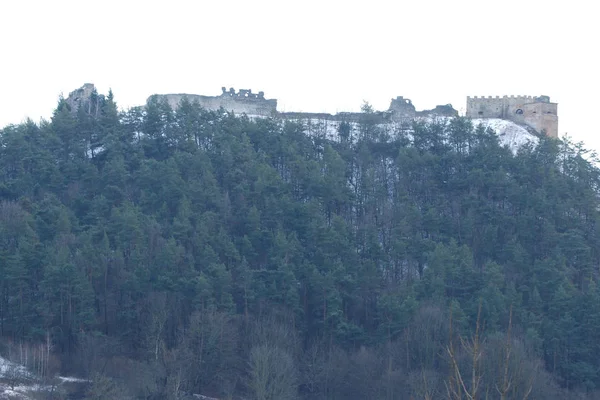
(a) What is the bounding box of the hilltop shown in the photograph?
[66,84,542,155]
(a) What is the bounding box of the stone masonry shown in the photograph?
[148,89,459,125]
[147,87,278,117]
[466,95,558,138]
[64,84,559,138]
[65,83,99,114]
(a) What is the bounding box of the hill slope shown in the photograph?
[0,93,598,399]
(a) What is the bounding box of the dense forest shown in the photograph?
[1,89,600,399]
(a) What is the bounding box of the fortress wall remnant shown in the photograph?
[150,88,458,125]
[280,112,335,120]
[466,96,501,118]
[502,96,535,124]
[66,83,97,114]
[390,96,457,120]
[416,104,459,118]
[148,88,277,117]
[466,95,534,119]
[281,111,392,124]
[145,85,557,137]
[153,94,220,111]
[467,95,557,137]
[389,96,416,120]
[523,102,558,138]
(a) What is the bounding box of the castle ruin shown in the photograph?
[146,87,278,117]
[150,88,557,137]
[466,95,558,138]
[148,89,458,124]
[65,83,102,114]
[65,84,559,138]
[388,96,458,120]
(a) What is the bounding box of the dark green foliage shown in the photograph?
[1,92,599,399]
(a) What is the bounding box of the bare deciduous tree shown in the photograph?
[248,344,298,400]
[445,302,484,400]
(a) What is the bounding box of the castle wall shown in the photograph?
[502,96,531,124]
[416,105,459,118]
[467,95,558,137]
[66,83,97,114]
[147,86,558,138]
[466,95,533,120]
[523,102,558,138]
[279,112,335,120]
[280,111,391,124]
[150,90,277,117]
[389,96,416,121]
[466,96,503,118]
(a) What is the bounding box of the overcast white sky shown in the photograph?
[1,0,598,152]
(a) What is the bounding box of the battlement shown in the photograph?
[467,95,534,100]
[220,87,266,100]
[149,87,277,117]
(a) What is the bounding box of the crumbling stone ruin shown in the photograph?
[466,95,558,138]
[147,87,278,117]
[221,86,266,99]
[148,88,459,124]
[388,96,416,119]
[64,84,558,138]
[65,83,105,116]
[388,96,458,121]
[148,88,558,137]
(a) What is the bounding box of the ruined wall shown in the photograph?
[389,96,416,120]
[280,111,392,124]
[66,83,98,114]
[416,104,459,118]
[149,87,459,125]
[146,85,557,137]
[149,87,277,117]
[466,95,534,120]
[523,102,558,138]
[467,95,558,137]
[466,96,503,118]
[279,112,335,120]
[389,96,457,120]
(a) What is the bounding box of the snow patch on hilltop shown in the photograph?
[285,115,539,155]
[470,118,539,154]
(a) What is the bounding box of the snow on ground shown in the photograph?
[58,376,89,383]
[0,357,30,379]
[212,110,541,155]
[470,118,539,154]
[1,356,36,399]
[1,356,88,399]
[285,115,539,155]
[0,388,30,399]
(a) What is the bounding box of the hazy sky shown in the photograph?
[1,0,598,151]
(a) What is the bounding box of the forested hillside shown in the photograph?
[1,91,600,399]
